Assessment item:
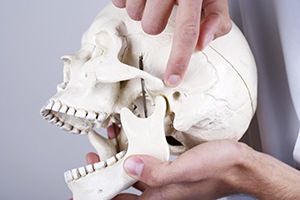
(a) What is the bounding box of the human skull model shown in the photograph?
[40,3,257,200]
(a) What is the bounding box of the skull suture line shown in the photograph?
[40,3,257,200]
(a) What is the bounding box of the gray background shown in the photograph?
[0,0,110,199]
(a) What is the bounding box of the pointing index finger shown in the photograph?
[164,0,202,87]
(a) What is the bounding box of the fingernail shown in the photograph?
[124,157,144,177]
[203,34,213,49]
[165,74,181,87]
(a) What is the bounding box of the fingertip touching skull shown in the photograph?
[40,3,257,200]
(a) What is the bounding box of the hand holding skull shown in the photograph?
[111,0,232,87]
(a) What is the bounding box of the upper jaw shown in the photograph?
[40,98,118,134]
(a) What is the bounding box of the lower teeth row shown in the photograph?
[64,150,126,182]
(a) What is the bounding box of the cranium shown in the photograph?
[40,3,257,200]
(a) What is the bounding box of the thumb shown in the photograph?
[123,155,181,187]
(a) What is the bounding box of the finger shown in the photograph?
[141,0,174,34]
[123,155,185,187]
[138,183,197,200]
[138,180,228,200]
[86,152,100,164]
[164,0,202,87]
[133,181,149,192]
[112,0,126,8]
[126,0,146,21]
[123,140,243,187]
[197,0,232,50]
[113,193,138,200]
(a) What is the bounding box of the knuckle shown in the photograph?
[220,18,232,35]
[146,171,165,187]
[180,24,199,44]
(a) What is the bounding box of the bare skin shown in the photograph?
[116,140,300,199]
[111,0,232,87]
[70,129,300,200]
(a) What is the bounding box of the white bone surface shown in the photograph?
[67,96,169,200]
[40,2,257,199]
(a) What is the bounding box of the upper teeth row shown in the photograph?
[41,100,110,133]
[64,151,126,182]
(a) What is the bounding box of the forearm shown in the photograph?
[229,145,300,199]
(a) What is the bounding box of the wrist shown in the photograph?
[226,143,300,199]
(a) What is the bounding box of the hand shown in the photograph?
[113,140,246,199]
[111,0,232,87]
[114,140,300,200]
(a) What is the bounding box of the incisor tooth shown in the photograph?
[64,170,73,182]
[106,156,117,166]
[71,169,80,180]
[52,101,62,112]
[44,113,54,121]
[41,110,49,117]
[45,100,54,110]
[93,161,106,170]
[78,167,87,177]
[49,117,59,124]
[59,105,69,113]
[75,109,87,118]
[86,111,97,120]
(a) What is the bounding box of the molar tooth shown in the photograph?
[71,127,81,134]
[59,105,69,113]
[75,109,87,118]
[80,129,89,135]
[55,121,63,127]
[45,100,54,110]
[52,101,62,112]
[86,111,97,121]
[85,164,94,174]
[106,156,117,166]
[71,168,80,180]
[67,107,76,116]
[116,151,126,160]
[78,167,87,177]
[93,161,107,170]
[97,112,107,122]
[61,123,72,131]
[64,170,73,182]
